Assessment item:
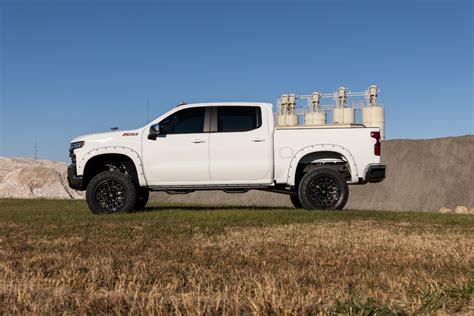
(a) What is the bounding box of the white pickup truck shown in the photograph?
[68,102,385,214]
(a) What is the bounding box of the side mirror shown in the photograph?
[148,124,162,140]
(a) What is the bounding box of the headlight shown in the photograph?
[70,141,85,151]
[69,141,84,163]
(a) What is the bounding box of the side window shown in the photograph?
[160,107,205,134]
[217,106,262,132]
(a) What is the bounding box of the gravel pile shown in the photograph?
[0,157,84,199]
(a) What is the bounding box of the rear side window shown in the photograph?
[160,107,205,134]
[217,106,262,132]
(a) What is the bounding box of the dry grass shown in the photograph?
[0,199,473,314]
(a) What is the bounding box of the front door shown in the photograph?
[209,105,272,182]
[142,106,210,185]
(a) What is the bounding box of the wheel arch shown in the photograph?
[78,147,147,188]
[287,144,358,186]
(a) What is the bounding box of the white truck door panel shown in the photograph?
[209,106,271,182]
[142,106,210,184]
[143,133,210,183]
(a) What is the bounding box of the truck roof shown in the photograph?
[181,102,273,108]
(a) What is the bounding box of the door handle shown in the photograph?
[192,139,206,143]
[252,137,266,142]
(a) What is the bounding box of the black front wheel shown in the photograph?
[298,168,349,210]
[86,171,138,214]
[134,187,150,211]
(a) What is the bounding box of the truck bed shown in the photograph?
[273,126,380,184]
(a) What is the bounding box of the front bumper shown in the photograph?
[366,165,386,183]
[67,164,85,191]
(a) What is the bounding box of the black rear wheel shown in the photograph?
[86,171,137,214]
[290,194,303,208]
[298,167,349,210]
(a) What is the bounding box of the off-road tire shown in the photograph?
[86,171,138,214]
[298,167,349,210]
[290,194,303,209]
[134,187,150,211]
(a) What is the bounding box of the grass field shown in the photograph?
[0,199,472,314]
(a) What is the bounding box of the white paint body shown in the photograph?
[71,103,381,188]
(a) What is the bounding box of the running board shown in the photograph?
[149,184,272,194]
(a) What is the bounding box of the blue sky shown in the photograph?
[0,0,472,161]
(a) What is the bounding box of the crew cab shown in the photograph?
[68,102,385,214]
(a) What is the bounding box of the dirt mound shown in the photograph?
[152,136,473,211]
[0,157,83,199]
[346,136,473,211]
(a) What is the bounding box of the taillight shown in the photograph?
[371,131,381,156]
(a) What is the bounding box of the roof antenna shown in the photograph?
[147,99,150,123]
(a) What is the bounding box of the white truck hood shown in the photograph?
[71,129,142,144]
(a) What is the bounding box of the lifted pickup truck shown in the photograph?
[68,102,385,214]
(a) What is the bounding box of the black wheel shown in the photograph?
[86,171,137,214]
[298,167,349,210]
[134,187,149,211]
[290,194,303,208]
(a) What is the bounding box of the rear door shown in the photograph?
[209,105,272,182]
